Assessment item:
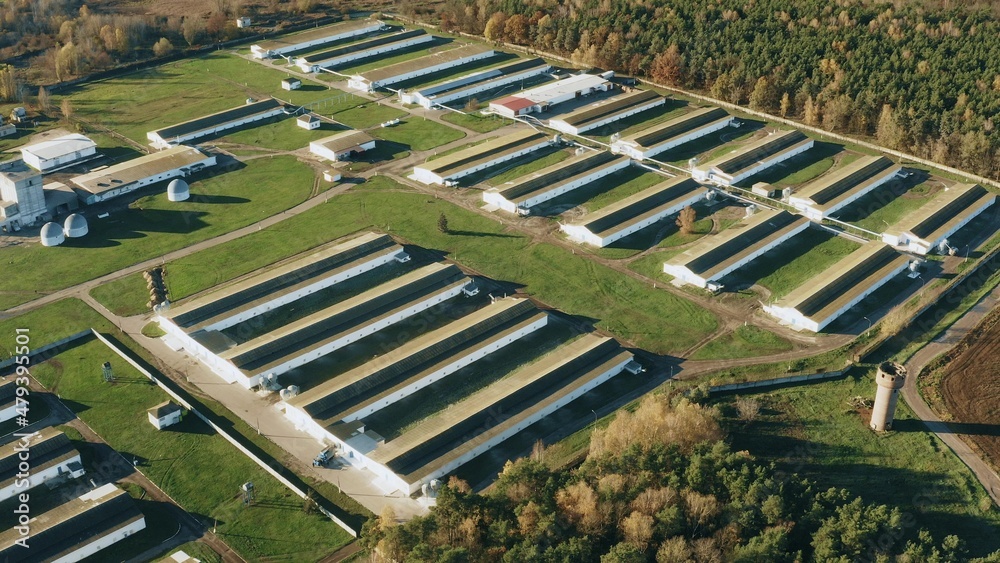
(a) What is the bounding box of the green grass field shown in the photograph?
[690,324,793,360]
[61,52,341,145]
[441,111,510,133]
[370,118,465,150]
[0,155,315,311]
[483,148,570,186]
[832,178,940,232]
[572,168,671,214]
[220,117,341,150]
[31,338,354,561]
[715,375,1000,557]
[725,227,862,299]
[92,179,719,354]
[329,102,407,129]
[738,141,844,188]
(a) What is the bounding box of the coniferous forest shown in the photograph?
[414,0,1000,179]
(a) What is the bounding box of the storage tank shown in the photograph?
[40,222,65,246]
[63,213,88,238]
[870,362,906,431]
[167,179,190,202]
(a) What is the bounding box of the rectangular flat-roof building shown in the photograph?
[764,243,910,332]
[70,146,216,205]
[882,183,997,255]
[0,483,145,562]
[296,30,433,73]
[490,73,613,117]
[251,19,385,58]
[147,98,285,149]
[20,133,97,172]
[692,130,814,187]
[488,73,613,118]
[0,158,44,230]
[285,298,547,439]
[663,209,811,288]
[561,176,710,247]
[347,44,495,93]
[214,262,472,381]
[789,156,901,221]
[611,107,734,160]
[309,130,376,162]
[413,128,553,186]
[0,428,85,502]
[400,58,551,109]
[364,334,633,494]
[164,233,403,333]
[547,90,665,135]
[483,150,630,215]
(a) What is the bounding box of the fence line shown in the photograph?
[89,330,359,538]
[709,370,847,394]
[0,330,92,371]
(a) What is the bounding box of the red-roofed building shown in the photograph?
[489,96,538,118]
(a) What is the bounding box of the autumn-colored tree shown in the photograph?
[621,511,655,551]
[735,396,761,423]
[556,481,604,534]
[779,92,793,118]
[152,37,175,57]
[676,206,697,235]
[61,98,73,119]
[484,12,507,42]
[37,87,50,112]
[650,44,685,86]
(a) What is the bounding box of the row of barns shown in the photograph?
[156,232,642,495]
[406,71,998,333]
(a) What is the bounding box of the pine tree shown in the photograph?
[437,213,449,234]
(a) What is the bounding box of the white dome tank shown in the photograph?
[40,222,65,246]
[63,213,88,238]
[167,179,190,202]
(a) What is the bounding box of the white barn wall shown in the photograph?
[663,220,810,288]
[0,453,84,503]
[549,97,666,136]
[147,109,284,149]
[297,34,434,72]
[51,518,146,563]
[251,22,383,58]
[484,158,630,215]
[611,116,735,160]
[339,315,548,422]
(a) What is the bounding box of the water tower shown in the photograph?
[870,362,906,431]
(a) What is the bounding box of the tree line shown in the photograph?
[0,0,346,101]
[417,0,1000,179]
[360,393,985,562]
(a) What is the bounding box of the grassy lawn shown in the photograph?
[724,227,861,299]
[832,177,940,232]
[329,102,407,130]
[220,117,341,150]
[93,181,720,355]
[715,375,1000,557]
[0,156,315,311]
[657,216,714,248]
[0,299,107,360]
[482,148,571,186]
[571,168,670,214]
[626,249,686,281]
[738,141,844,188]
[31,338,354,561]
[441,111,511,133]
[60,51,341,145]
[690,324,793,360]
[370,118,465,150]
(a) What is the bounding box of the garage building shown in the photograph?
[20,133,97,172]
[309,130,376,161]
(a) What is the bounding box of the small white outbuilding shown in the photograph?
[147,401,184,430]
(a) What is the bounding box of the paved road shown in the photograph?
[903,282,1000,507]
